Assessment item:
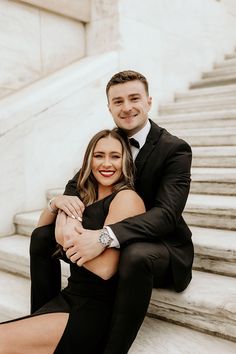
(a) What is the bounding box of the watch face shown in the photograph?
[100,232,111,246]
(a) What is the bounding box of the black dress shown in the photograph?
[4,193,119,354]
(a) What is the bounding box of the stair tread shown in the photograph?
[1,232,235,281]
[160,96,236,109]
[130,317,236,354]
[186,193,236,210]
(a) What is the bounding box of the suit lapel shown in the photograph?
[135,120,163,177]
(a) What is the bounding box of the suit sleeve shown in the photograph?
[63,170,81,196]
[109,141,192,245]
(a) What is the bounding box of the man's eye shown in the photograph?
[132,97,139,101]
[114,100,122,105]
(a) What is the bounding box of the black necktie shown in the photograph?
[129,138,140,149]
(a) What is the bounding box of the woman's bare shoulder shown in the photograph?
[111,189,145,211]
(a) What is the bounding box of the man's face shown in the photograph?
[107,80,152,137]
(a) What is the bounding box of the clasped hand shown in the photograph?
[55,210,104,267]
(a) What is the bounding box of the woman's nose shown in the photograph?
[102,157,112,167]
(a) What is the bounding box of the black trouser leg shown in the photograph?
[103,242,171,354]
[29,224,61,314]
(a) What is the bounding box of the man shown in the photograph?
[30,70,194,354]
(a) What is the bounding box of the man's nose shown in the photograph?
[122,100,132,112]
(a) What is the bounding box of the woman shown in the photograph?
[0,128,145,354]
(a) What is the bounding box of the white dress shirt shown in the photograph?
[105,120,151,248]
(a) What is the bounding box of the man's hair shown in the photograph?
[106,70,149,99]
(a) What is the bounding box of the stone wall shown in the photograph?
[0,0,86,98]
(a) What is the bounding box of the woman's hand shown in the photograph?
[50,195,84,220]
[55,210,82,247]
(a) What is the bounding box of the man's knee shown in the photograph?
[30,224,55,256]
[119,243,153,278]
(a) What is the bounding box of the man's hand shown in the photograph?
[64,226,105,266]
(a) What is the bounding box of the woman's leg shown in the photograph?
[30,224,61,313]
[0,313,69,354]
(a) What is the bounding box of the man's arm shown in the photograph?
[64,190,146,271]
[109,141,192,244]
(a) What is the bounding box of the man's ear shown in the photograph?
[107,103,111,113]
[148,96,152,110]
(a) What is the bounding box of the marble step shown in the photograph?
[174,83,236,102]
[0,252,236,343]
[190,167,236,196]
[0,234,69,282]
[14,192,236,236]
[156,109,236,129]
[169,127,236,146]
[149,270,236,342]
[1,220,236,279]
[214,57,236,69]
[192,146,236,168]
[158,96,236,115]
[130,317,236,354]
[189,74,236,89]
[225,52,236,60]
[191,226,236,277]
[184,193,236,230]
[0,271,235,354]
[202,67,236,79]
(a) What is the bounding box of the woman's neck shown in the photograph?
[97,185,113,201]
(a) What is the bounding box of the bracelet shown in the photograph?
[48,198,58,215]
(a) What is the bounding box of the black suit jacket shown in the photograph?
[64,120,194,292]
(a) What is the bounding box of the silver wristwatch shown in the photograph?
[99,228,112,248]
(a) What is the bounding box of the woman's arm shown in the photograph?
[83,190,146,280]
[37,195,84,227]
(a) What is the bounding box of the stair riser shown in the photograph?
[190,77,236,89]
[202,70,236,79]
[225,53,236,60]
[192,157,236,168]
[190,182,236,196]
[148,302,236,342]
[175,91,236,103]
[16,224,34,237]
[159,101,236,115]
[184,213,236,231]
[181,135,236,147]
[157,119,236,129]
[214,59,236,69]
[193,256,236,277]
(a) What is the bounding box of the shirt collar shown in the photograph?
[130,120,151,150]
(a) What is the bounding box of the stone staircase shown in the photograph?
[1,49,236,353]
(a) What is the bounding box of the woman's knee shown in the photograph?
[30,224,55,256]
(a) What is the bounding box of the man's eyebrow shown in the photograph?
[111,93,141,101]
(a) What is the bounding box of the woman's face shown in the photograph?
[91,136,123,190]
